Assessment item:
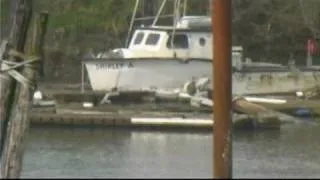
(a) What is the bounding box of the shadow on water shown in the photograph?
[31,124,212,134]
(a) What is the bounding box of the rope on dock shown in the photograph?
[0,41,39,88]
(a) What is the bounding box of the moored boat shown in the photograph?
[82,0,320,95]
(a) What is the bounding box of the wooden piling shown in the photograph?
[36,12,49,78]
[0,0,33,161]
[0,0,33,175]
[212,0,232,179]
[0,1,49,178]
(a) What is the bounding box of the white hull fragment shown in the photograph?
[84,59,320,95]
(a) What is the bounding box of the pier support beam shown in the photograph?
[212,0,232,179]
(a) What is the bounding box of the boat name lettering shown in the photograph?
[96,62,134,69]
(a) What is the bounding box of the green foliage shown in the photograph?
[1,0,320,61]
[0,0,10,24]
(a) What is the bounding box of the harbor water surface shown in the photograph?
[21,123,320,178]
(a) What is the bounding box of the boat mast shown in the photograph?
[125,0,140,48]
[151,0,168,26]
[208,0,212,16]
[170,0,182,58]
[182,0,188,17]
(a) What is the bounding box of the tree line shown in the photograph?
[1,0,319,65]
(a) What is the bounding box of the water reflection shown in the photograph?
[21,124,320,178]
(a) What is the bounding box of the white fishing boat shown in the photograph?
[82,0,320,95]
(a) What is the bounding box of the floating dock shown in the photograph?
[30,112,213,129]
[29,83,320,130]
[29,103,281,131]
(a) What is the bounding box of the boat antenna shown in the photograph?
[171,0,181,58]
[125,0,140,48]
[151,0,167,26]
[173,0,181,27]
[182,0,188,17]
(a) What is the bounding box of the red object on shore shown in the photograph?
[306,39,317,55]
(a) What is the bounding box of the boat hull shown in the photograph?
[84,59,320,95]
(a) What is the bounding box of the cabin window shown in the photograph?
[167,34,189,49]
[133,32,144,45]
[199,37,206,46]
[145,33,161,45]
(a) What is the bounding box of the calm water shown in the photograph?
[21,124,320,178]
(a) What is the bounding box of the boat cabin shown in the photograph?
[127,26,212,59]
[114,16,243,69]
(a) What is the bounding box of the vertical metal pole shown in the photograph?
[212,0,232,179]
[81,62,84,94]
[208,0,212,16]
[306,39,313,67]
[125,0,140,48]
[152,0,167,26]
[307,51,312,67]
[182,0,187,16]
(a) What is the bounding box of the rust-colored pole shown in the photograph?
[212,0,232,179]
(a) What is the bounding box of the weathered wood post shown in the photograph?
[36,12,49,79]
[0,0,33,159]
[212,0,232,178]
[1,2,49,178]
